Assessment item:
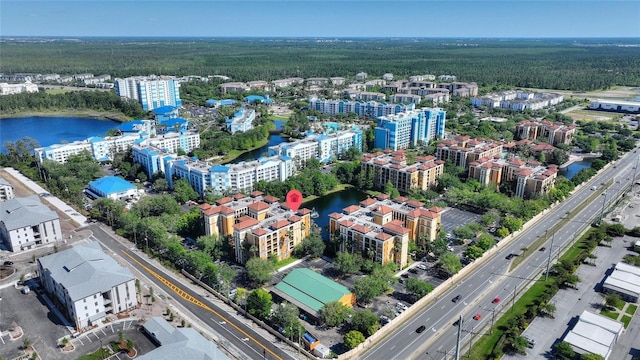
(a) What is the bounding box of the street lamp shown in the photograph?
[599,190,608,224]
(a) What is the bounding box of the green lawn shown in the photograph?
[626,304,638,315]
[600,309,618,320]
[621,315,633,328]
[268,115,289,121]
[274,256,299,269]
[76,348,111,360]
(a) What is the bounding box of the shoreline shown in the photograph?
[0,111,130,123]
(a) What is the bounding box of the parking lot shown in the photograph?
[440,208,483,234]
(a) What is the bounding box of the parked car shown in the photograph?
[416,264,427,270]
[408,268,418,274]
[3,261,13,266]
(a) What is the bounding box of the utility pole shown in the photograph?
[599,190,608,224]
[490,307,496,334]
[630,153,640,195]
[454,315,462,360]
[511,285,517,313]
[545,231,555,281]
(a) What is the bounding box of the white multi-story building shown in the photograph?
[114,76,182,111]
[0,81,39,95]
[268,128,363,165]
[226,108,256,134]
[272,77,304,88]
[471,90,563,112]
[38,241,137,330]
[0,195,62,252]
[0,177,15,201]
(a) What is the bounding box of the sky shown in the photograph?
[1,1,639,38]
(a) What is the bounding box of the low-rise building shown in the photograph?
[471,90,563,111]
[329,194,443,269]
[220,82,250,94]
[588,99,640,114]
[361,150,444,193]
[563,310,623,360]
[86,176,138,201]
[38,241,137,330]
[602,262,640,303]
[0,195,62,252]
[0,81,39,95]
[272,77,304,88]
[139,317,230,360]
[200,192,311,263]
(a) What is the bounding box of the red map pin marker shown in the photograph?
[285,189,303,212]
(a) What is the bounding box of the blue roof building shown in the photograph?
[226,108,256,134]
[206,99,237,107]
[153,106,179,121]
[159,118,189,133]
[87,176,137,200]
[243,95,273,104]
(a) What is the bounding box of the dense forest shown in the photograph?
[2,38,640,91]
[0,89,147,118]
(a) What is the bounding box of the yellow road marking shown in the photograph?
[122,250,282,360]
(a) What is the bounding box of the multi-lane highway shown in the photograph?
[362,149,640,360]
[88,225,295,360]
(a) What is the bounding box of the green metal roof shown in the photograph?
[274,268,351,312]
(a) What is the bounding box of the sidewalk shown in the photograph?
[94,225,304,360]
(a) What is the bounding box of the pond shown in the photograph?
[303,188,368,239]
[559,158,593,180]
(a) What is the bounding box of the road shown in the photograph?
[88,224,295,360]
[362,149,640,360]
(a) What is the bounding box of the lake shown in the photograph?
[304,188,369,239]
[230,120,288,163]
[559,158,593,179]
[0,116,120,150]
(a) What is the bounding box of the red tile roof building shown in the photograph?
[201,192,311,264]
[468,157,558,198]
[328,194,443,269]
[515,119,576,146]
[435,136,505,169]
[361,150,444,194]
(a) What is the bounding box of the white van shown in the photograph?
[591,185,597,191]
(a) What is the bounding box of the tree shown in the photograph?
[344,330,365,349]
[464,245,485,260]
[152,178,169,193]
[554,341,575,360]
[245,257,275,286]
[605,293,623,310]
[246,289,272,318]
[301,233,325,258]
[320,301,354,328]
[580,354,604,360]
[405,278,434,299]
[439,252,462,275]
[352,276,383,304]
[501,216,523,233]
[271,302,301,336]
[172,178,199,204]
[510,336,529,354]
[432,237,449,257]
[351,309,380,337]
[335,251,361,276]
[384,181,400,199]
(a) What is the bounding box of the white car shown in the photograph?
[416,264,427,270]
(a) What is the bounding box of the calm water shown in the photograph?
[0,116,120,150]
[559,158,593,179]
[230,121,288,163]
[304,189,368,239]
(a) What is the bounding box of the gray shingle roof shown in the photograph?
[38,241,135,302]
[0,195,59,230]
[140,317,230,360]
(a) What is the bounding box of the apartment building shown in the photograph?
[220,82,250,94]
[328,194,443,269]
[0,81,39,95]
[306,78,329,86]
[114,76,182,111]
[361,150,444,193]
[436,82,479,97]
[515,120,576,146]
[390,94,422,104]
[226,108,256,134]
[38,241,137,330]
[0,177,15,201]
[308,96,415,117]
[0,195,62,253]
[247,80,271,91]
[471,90,563,112]
[435,136,504,169]
[468,157,558,198]
[200,192,311,263]
[272,77,304,88]
[374,107,447,151]
[330,77,346,86]
[355,72,368,81]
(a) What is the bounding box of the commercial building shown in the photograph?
[374,107,446,151]
[0,195,62,253]
[468,157,558,198]
[226,108,256,134]
[0,177,15,201]
[435,136,504,169]
[271,268,355,319]
[602,262,640,303]
[86,176,138,201]
[220,82,250,94]
[563,310,623,360]
[200,192,311,263]
[361,150,444,193]
[139,317,230,360]
[114,76,182,111]
[328,194,443,269]
[588,99,640,114]
[515,119,576,146]
[38,241,137,330]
